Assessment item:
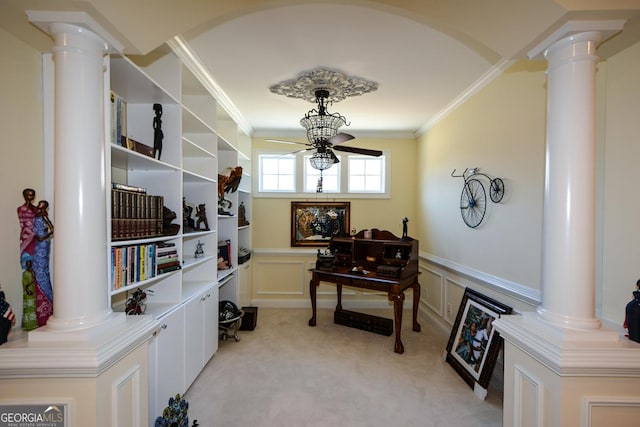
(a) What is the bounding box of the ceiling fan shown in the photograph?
[266,89,383,170]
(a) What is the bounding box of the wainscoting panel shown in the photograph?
[113,365,142,427]
[513,365,543,427]
[584,396,640,427]
[420,265,444,317]
[444,277,466,324]
[255,260,307,295]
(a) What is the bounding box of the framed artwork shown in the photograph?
[445,287,512,398]
[291,201,350,247]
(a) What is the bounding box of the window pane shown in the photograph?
[260,155,295,192]
[304,155,339,192]
[348,156,384,193]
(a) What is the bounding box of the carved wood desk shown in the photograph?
[308,267,421,354]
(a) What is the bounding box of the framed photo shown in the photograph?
[291,201,350,247]
[445,287,512,398]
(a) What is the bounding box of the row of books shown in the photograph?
[111,183,164,240]
[111,241,181,291]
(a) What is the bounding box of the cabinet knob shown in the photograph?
[161,324,167,329]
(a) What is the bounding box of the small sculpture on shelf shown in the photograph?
[194,240,205,258]
[218,166,243,215]
[195,204,210,231]
[125,288,148,315]
[238,201,249,226]
[162,206,180,236]
[152,103,164,160]
[624,279,640,343]
[183,198,196,232]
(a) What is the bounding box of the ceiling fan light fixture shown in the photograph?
[309,151,335,170]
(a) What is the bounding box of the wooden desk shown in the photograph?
[308,267,421,354]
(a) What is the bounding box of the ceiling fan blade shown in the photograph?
[265,139,310,146]
[333,146,383,157]
[328,149,340,164]
[328,133,355,145]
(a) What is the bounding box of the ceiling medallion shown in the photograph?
[269,67,378,103]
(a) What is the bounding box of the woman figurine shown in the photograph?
[32,200,54,326]
[21,259,38,330]
[17,188,38,266]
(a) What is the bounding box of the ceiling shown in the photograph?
[3,1,640,139]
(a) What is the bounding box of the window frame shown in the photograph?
[254,149,390,199]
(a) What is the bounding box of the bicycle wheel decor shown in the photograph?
[451,168,505,229]
[489,178,505,203]
[460,178,486,228]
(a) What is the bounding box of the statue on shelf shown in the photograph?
[195,240,205,258]
[153,103,164,160]
[162,206,181,236]
[21,259,38,331]
[195,204,210,231]
[238,202,249,226]
[402,217,409,239]
[32,200,54,327]
[17,188,38,267]
[183,198,195,232]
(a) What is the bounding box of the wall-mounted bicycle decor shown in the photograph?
[451,168,505,228]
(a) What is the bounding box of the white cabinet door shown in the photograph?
[203,284,219,362]
[184,292,205,387]
[150,305,185,421]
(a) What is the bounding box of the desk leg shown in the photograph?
[389,292,405,354]
[412,280,421,332]
[336,282,343,311]
[309,277,317,327]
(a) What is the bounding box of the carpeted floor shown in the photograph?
[183,308,503,427]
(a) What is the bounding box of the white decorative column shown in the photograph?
[38,21,113,331]
[494,21,640,427]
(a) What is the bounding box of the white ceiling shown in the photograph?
[185,4,495,138]
[4,1,640,140]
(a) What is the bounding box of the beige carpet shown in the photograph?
[184,308,503,427]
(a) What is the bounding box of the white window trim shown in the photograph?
[254,149,390,199]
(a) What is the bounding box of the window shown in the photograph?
[256,151,389,198]
[348,156,384,193]
[259,155,295,192]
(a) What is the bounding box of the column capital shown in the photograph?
[527,20,625,60]
[26,10,123,54]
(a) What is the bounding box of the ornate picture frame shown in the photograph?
[445,287,512,399]
[291,201,350,247]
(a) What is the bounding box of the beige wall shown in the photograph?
[0,27,44,316]
[601,40,640,322]
[249,137,417,307]
[416,42,640,327]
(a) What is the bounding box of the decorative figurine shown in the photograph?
[17,188,38,266]
[195,241,205,258]
[238,202,249,226]
[624,279,640,343]
[162,206,181,236]
[183,198,195,232]
[21,259,38,330]
[0,285,16,345]
[32,200,54,326]
[125,289,147,315]
[195,204,209,230]
[402,217,409,239]
[153,103,164,160]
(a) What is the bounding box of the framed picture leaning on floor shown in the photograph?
[445,287,512,399]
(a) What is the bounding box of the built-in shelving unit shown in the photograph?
[107,46,251,421]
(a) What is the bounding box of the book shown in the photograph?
[121,136,154,158]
